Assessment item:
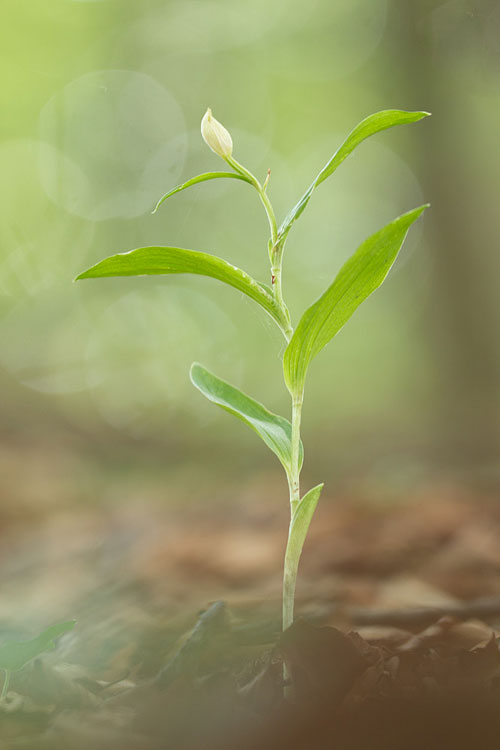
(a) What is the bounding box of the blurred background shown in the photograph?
[1,0,500,631]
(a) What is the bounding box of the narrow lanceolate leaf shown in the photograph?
[285,484,323,574]
[0,621,76,673]
[284,205,428,395]
[153,172,251,214]
[76,246,287,332]
[279,110,430,241]
[190,363,303,473]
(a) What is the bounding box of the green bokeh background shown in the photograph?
[2,0,500,511]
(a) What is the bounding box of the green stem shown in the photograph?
[283,394,304,632]
[1,670,10,700]
[226,155,278,240]
[225,155,292,331]
[257,183,278,247]
[227,153,302,636]
[289,396,303,513]
[282,530,298,632]
[271,245,289,331]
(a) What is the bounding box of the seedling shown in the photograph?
[76,108,429,633]
[0,620,76,699]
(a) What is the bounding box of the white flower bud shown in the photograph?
[201,108,233,159]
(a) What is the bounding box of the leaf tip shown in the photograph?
[151,197,163,214]
[407,203,430,221]
[308,482,324,497]
[189,361,203,385]
[74,265,97,281]
[411,110,431,120]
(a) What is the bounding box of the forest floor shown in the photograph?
[1,450,500,749]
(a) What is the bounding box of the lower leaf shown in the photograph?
[190,363,303,473]
[285,484,324,574]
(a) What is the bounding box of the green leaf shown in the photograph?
[75,246,287,332]
[0,620,76,672]
[190,363,303,473]
[279,110,430,241]
[284,205,428,395]
[285,484,323,574]
[153,172,251,214]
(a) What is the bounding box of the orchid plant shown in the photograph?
[76,107,429,632]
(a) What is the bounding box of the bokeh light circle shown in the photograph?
[38,70,187,220]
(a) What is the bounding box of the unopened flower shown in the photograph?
[201,108,233,159]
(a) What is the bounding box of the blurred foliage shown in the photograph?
[1,0,500,489]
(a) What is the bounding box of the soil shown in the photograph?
[1,479,500,749]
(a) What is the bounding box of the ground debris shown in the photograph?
[11,660,101,709]
[2,612,500,749]
[261,616,500,750]
[1,487,500,748]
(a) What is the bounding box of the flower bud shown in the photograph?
[201,108,233,159]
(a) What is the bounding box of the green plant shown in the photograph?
[76,107,429,633]
[0,620,76,699]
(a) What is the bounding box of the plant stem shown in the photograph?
[258,185,279,247]
[282,394,304,632]
[1,670,10,700]
[226,155,278,241]
[271,245,289,328]
[225,155,293,332]
[282,529,298,632]
[228,152,303,634]
[289,396,303,513]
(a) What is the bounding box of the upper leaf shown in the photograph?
[153,172,250,214]
[190,363,303,473]
[0,621,76,672]
[76,246,287,332]
[278,110,430,241]
[283,205,428,395]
